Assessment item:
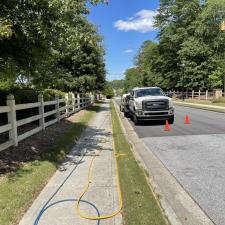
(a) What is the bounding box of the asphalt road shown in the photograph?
[115,98,225,225]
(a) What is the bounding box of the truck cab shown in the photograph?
[128,87,174,125]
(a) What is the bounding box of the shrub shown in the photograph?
[103,84,114,99]
[0,88,38,105]
[42,89,66,101]
[0,88,67,122]
[0,88,66,105]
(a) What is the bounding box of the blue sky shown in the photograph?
[88,0,159,81]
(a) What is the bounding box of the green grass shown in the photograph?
[212,97,225,104]
[0,161,55,225]
[111,102,168,225]
[0,105,100,225]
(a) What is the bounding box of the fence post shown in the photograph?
[198,90,201,100]
[88,93,91,106]
[206,90,208,100]
[79,94,82,109]
[83,94,85,108]
[77,93,80,110]
[7,95,18,147]
[65,93,69,117]
[72,93,75,113]
[38,94,45,130]
[81,94,83,108]
[85,94,88,107]
[55,95,60,122]
[85,94,87,107]
[88,94,90,106]
[192,90,194,99]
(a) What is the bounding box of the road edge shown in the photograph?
[112,99,215,225]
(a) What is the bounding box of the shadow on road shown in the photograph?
[126,117,166,127]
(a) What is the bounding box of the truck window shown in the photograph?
[135,88,165,98]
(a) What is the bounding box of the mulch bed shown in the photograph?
[0,110,87,175]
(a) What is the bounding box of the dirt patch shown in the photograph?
[0,109,88,175]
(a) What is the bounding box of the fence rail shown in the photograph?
[0,93,94,152]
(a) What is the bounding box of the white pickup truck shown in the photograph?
[128,87,174,125]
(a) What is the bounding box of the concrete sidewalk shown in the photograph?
[19,101,122,225]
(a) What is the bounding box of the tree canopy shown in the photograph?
[124,0,225,92]
[108,79,124,96]
[0,0,106,92]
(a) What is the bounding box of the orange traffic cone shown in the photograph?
[164,120,171,131]
[185,115,190,124]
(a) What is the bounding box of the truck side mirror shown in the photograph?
[167,93,173,98]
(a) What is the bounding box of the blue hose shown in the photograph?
[33,199,100,225]
[33,152,100,225]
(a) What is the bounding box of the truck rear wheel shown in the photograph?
[133,114,139,125]
[124,111,129,118]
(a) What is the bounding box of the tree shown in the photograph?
[103,82,114,99]
[155,0,201,90]
[124,68,142,92]
[108,80,125,96]
[124,0,225,91]
[0,0,106,92]
[177,0,225,89]
[135,41,164,88]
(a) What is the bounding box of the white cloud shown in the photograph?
[114,9,157,33]
[123,49,133,53]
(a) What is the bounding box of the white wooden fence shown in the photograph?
[0,93,94,152]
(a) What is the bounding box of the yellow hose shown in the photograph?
[75,135,123,220]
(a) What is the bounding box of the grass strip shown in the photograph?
[0,105,100,225]
[175,99,225,107]
[111,102,168,225]
[175,101,225,113]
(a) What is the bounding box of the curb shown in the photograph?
[112,100,215,225]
